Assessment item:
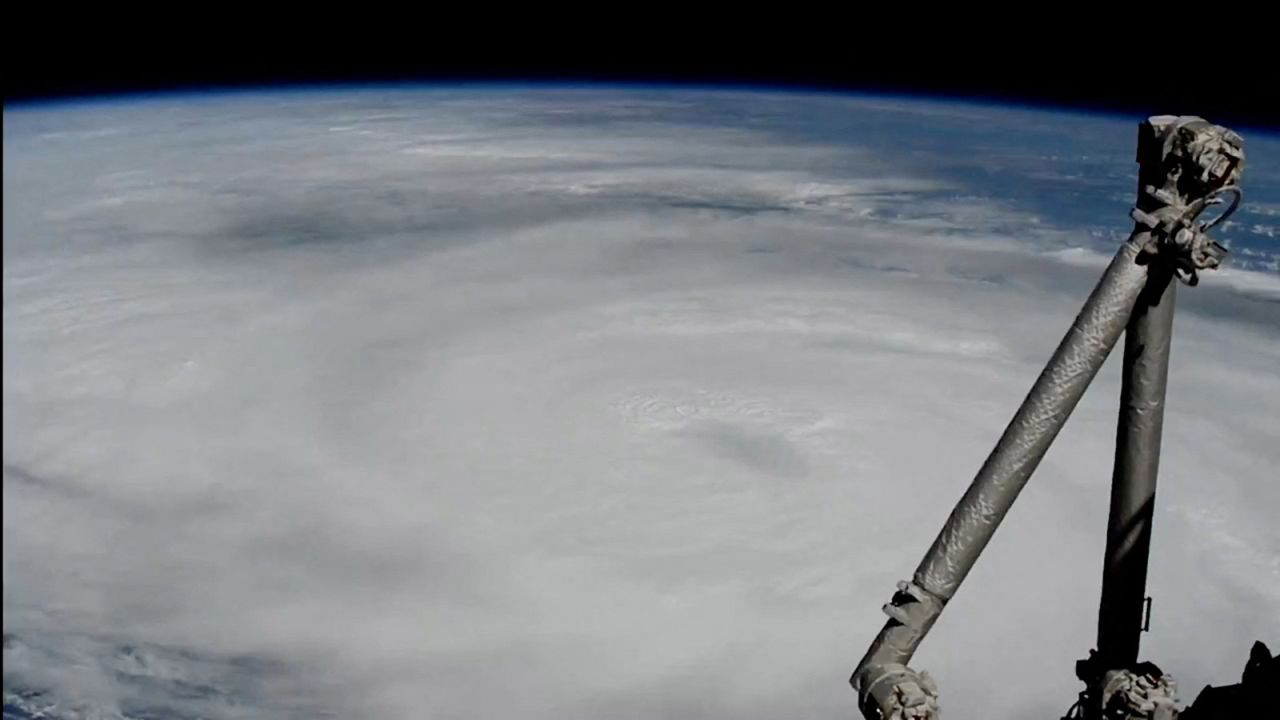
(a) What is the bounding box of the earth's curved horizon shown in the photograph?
[4,85,1278,719]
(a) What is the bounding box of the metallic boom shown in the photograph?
[849,116,1246,720]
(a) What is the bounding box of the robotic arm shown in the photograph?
[849,116,1245,720]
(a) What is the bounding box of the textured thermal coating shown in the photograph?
[852,236,1153,689]
[912,237,1152,601]
[851,115,1248,720]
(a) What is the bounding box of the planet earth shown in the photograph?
[4,87,1278,719]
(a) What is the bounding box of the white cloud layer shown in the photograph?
[4,89,1279,719]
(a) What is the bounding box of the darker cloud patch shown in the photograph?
[3,632,343,720]
[3,464,92,501]
[2,464,235,521]
[218,203,372,248]
[204,184,481,254]
[663,198,793,217]
[838,256,916,276]
[692,420,810,479]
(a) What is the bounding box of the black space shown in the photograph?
[5,25,1277,130]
